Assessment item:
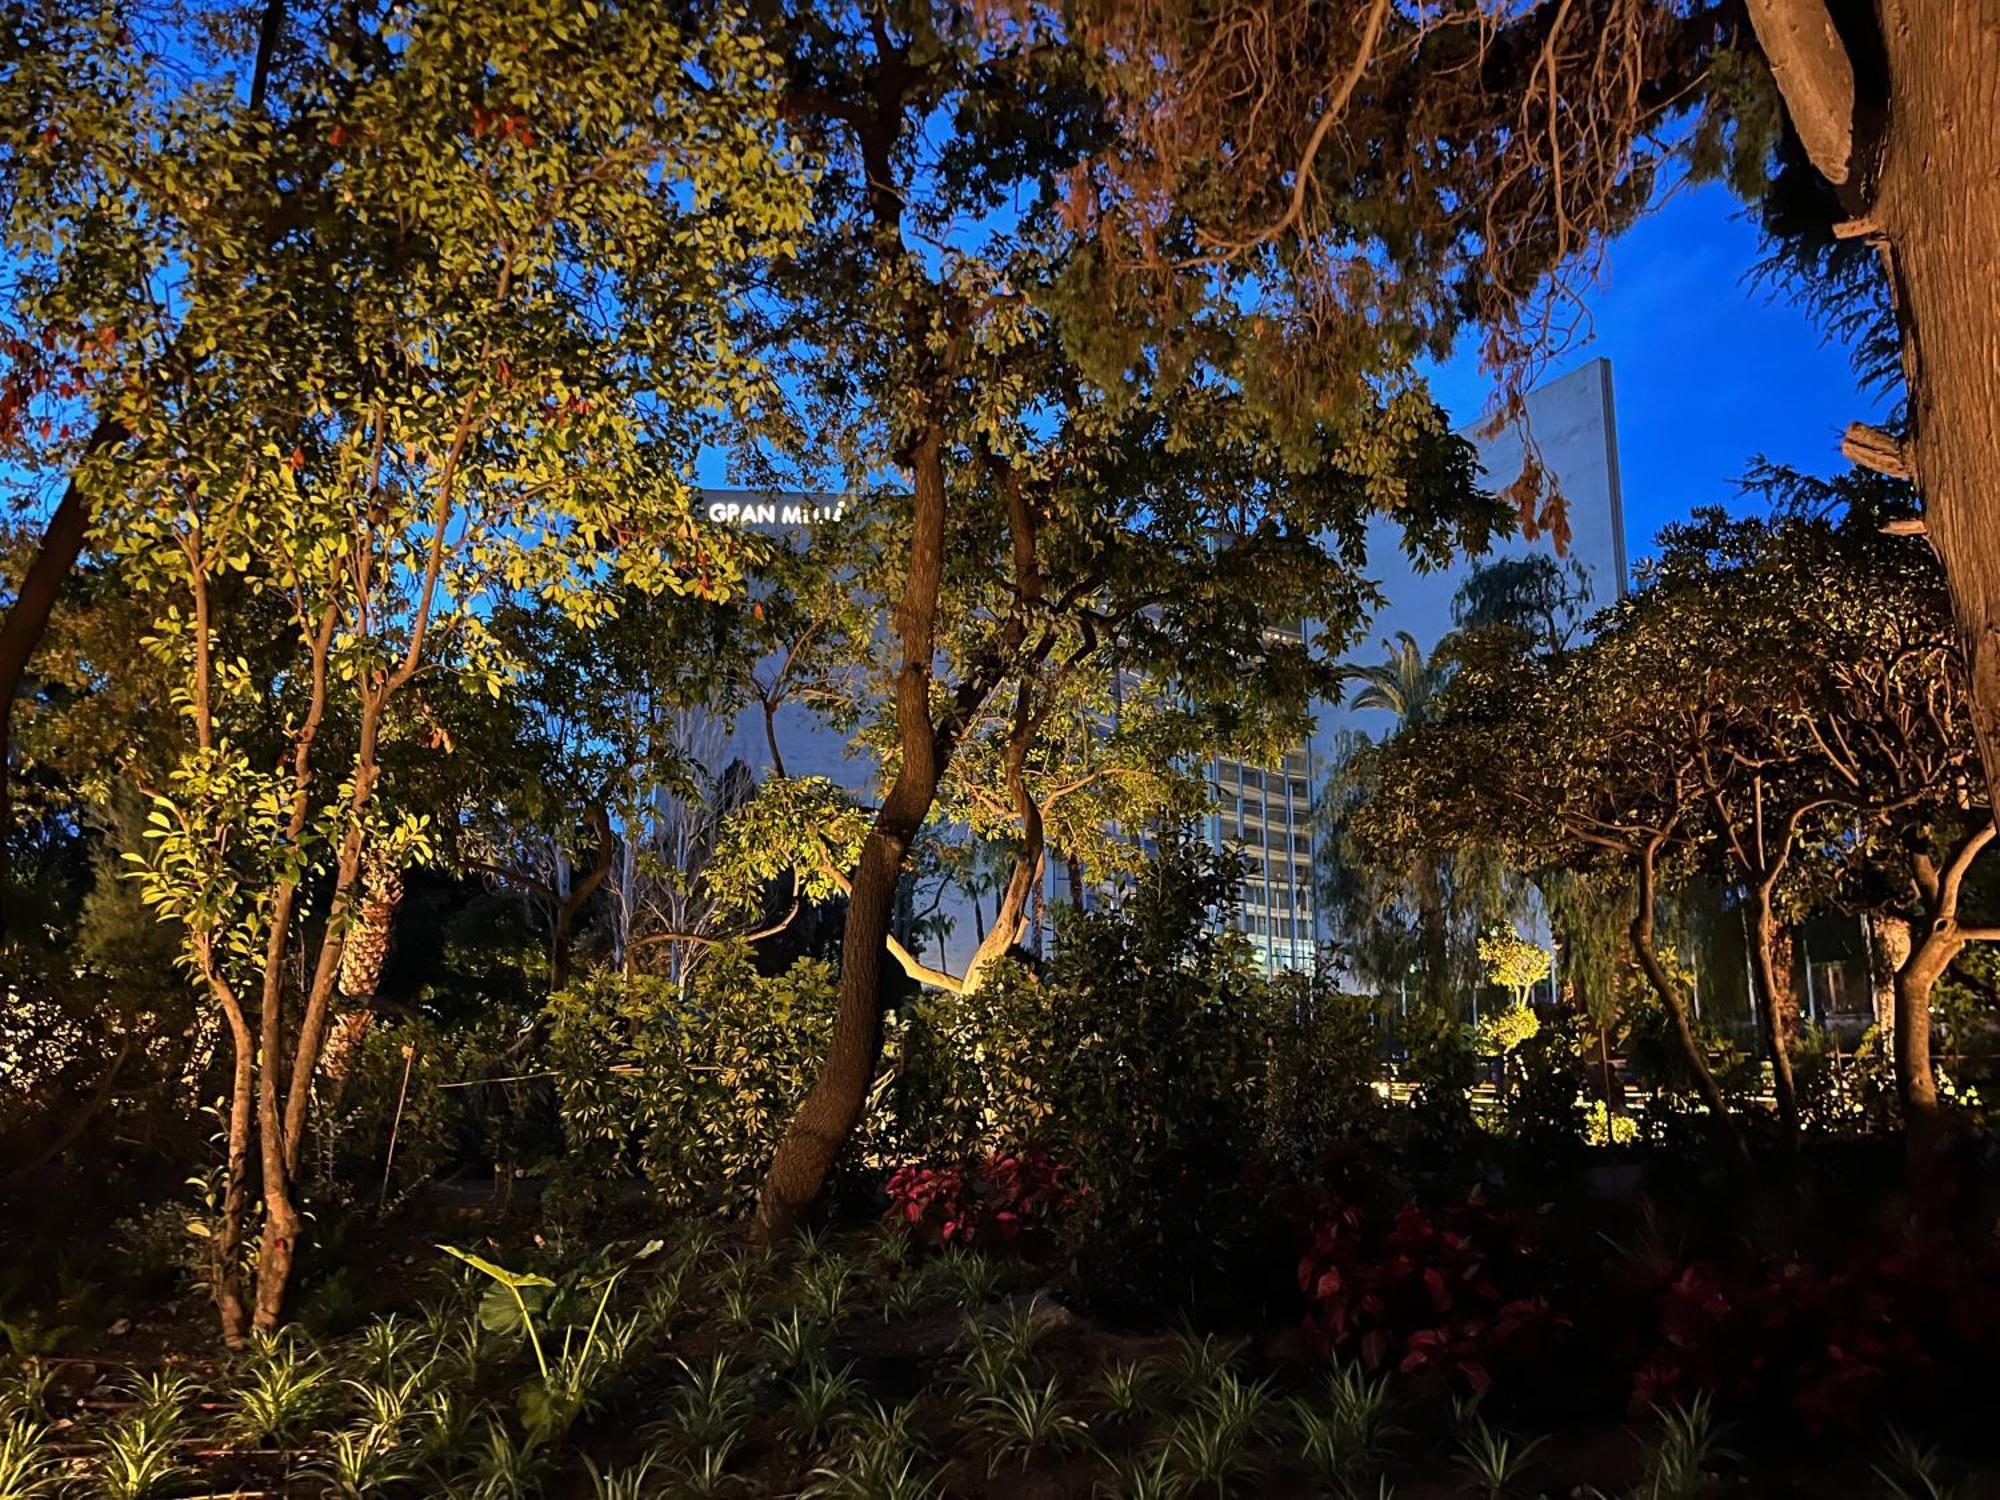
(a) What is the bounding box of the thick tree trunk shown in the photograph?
[1746,890,1801,1139]
[1867,0,2000,820]
[754,426,951,1242]
[1754,0,2000,815]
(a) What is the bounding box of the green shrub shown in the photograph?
[1260,978,1385,1175]
[1493,1010,1588,1170]
[900,841,1282,1311]
[546,947,838,1211]
[1401,1003,1478,1146]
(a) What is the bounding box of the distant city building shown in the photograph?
[702,357,1631,979]
[1215,358,1629,975]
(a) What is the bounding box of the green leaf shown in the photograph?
[438,1243,557,1290]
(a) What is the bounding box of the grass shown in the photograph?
[0,1421,62,1499]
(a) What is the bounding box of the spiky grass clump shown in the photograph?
[0,1421,63,1499]
[1874,1429,1965,1500]
[806,1399,940,1500]
[1165,1369,1276,1495]
[1092,1357,1159,1420]
[1456,1415,1546,1500]
[230,1335,338,1444]
[309,1421,423,1499]
[763,1307,830,1372]
[657,1352,755,1454]
[968,1371,1090,1475]
[90,1412,187,1500]
[0,1358,56,1422]
[1627,1394,1732,1500]
[1290,1362,1398,1494]
[783,1360,863,1456]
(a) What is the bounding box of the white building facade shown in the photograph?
[703,358,1630,980]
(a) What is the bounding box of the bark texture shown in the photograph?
[1753,0,2000,818]
[1747,890,1802,1139]
[754,426,951,1242]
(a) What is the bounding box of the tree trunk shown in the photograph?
[1746,888,1801,1140]
[1868,0,2000,821]
[1869,911,1909,1036]
[754,426,951,1242]
[1752,0,2000,815]
[1416,851,1451,1015]
[0,418,124,902]
[1631,841,1745,1157]
[206,966,257,1348]
[1892,925,1955,1185]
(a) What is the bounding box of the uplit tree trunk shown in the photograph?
[1884,823,1997,1190]
[1630,833,1745,1157]
[1746,886,1802,1139]
[1747,0,2000,819]
[755,426,952,1242]
[1893,929,1951,1179]
[202,948,258,1348]
[1869,911,1909,1037]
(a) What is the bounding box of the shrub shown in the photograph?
[1491,1010,1589,1170]
[883,1150,1076,1255]
[1297,1185,1568,1392]
[1261,978,1386,1175]
[885,840,1284,1311]
[546,948,837,1211]
[1400,1003,1478,1146]
[1618,1240,2000,1434]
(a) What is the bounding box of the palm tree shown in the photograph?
[1335,634,1457,1014]
[1344,630,1448,725]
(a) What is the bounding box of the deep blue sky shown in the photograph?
[1424,179,1889,564]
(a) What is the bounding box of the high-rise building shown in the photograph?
[702,357,1629,979]
[1210,358,1629,974]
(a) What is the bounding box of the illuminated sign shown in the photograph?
[705,499,847,527]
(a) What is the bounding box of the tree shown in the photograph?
[1625,499,1997,1172]
[1368,600,1748,1151]
[1057,0,2000,833]
[72,0,805,1339]
[1479,924,1550,1012]
[740,0,1504,1239]
[1374,486,1997,1174]
[0,0,293,888]
[1321,633,1520,1016]
[1451,555,1596,657]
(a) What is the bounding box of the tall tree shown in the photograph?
[741,0,1503,1239]
[79,0,804,1338]
[0,0,292,887]
[1058,0,2000,827]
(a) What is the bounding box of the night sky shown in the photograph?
[1425,178,1891,566]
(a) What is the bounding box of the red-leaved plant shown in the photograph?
[1297,1188,1567,1392]
[1618,1241,2000,1433]
[884,1149,1077,1254]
